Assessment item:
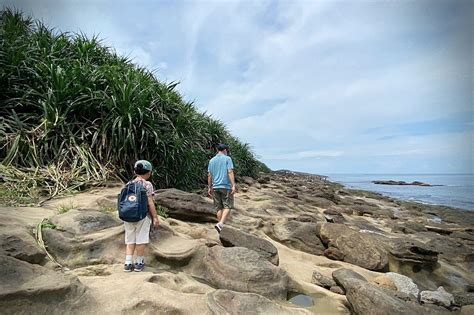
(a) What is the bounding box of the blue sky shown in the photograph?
[4,0,473,174]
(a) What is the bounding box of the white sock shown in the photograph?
[217,222,224,228]
[125,255,133,264]
[136,256,144,264]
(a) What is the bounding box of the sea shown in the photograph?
[327,174,474,211]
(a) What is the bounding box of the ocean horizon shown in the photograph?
[326,173,474,211]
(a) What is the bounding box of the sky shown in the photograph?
[3,0,473,174]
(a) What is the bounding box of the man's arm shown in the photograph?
[228,169,236,194]
[207,172,213,197]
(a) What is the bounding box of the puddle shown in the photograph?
[287,292,314,307]
[286,291,348,314]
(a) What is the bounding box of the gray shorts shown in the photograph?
[213,188,234,211]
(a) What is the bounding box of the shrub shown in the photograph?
[0,9,269,200]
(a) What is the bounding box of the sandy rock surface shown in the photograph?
[1,171,473,314]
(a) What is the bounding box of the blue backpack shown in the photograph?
[117,181,149,222]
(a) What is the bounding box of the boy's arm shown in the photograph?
[148,196,159,226]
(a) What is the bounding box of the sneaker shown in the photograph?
[214,224,222,233]
[124,263,134,272]
[134,262,145,272]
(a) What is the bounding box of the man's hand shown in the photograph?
[208,187,213,198]
[231,185,236,195]
[152,216,160,227]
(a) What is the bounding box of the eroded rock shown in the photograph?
[0,255,91,313]
[266,220,325,255]
[386,272,420,298]
[155,188,216,222]
[219,226,279,265]
[312,271,336,288]
[188,246,288,299]
[206,290,311,314]
[420,286,454,308]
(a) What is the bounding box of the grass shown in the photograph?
[99,206,115,213]
[0,8,270,202]
[156,205,169,218]
[0,182,37,206]
[57,201,75,214]
[40,218,57,230]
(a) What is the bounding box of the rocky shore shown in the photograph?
[372,180,441,187]
[1,170,473,314]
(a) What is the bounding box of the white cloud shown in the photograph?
[5,0,472,173]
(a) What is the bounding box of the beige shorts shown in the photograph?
[124,216,151,245]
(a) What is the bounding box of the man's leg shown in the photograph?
[219,208,230,225]
[217,210,222,222]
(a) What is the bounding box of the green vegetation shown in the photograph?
[0,9,269,202]
[40,218,56,230]
[156,205,169,218]
[99,205,115,213]
[57,201,75,214]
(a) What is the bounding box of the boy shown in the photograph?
[123,160,160,272]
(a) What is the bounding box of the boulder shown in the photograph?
[330,286,345,295]
[0,255,91,313]
[332,268,367,291]
[206,290,311,315]
[389,238,438,264]
[346,278,446,315]
[285,190,299,199]
[96,194,117,209]
[154,188,216,222]
[373,275,397,291]
[426,236,471,264]
[323,209,345,223]
[0,228,45,264]
[266,220,325,255]
[317,223,359,244]
[333,268,446,315]
[219,226,279,265]
[240,176,255,186]
[43,210,123,266]
[386,272,420,298]
[460,305,474,315]
[188,246,288,299]
[420,287,454,308]
[453,292,474,307]
[333,232,389,271]
[324,247,345,261]
[50,209,121,235]
[311,271,336,288]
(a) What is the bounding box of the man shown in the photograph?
[208,143,236,233]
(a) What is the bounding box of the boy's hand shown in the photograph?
[231,185,236,195]
[208,188,213,198]
[152,216,160,227]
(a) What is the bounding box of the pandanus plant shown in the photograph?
[0,8,267,203]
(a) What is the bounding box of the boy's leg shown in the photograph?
[126,244,136,256]
[136,244,146,256]
[217,210,223,222]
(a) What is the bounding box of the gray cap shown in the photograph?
[134,160,152,171]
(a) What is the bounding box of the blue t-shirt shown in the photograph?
[208,153,234,189]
